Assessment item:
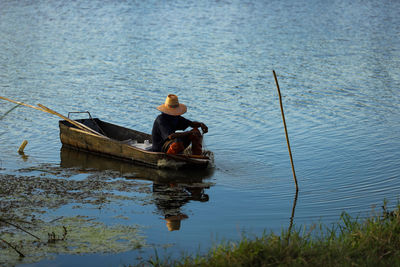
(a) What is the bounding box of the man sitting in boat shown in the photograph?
[151,94,208,155]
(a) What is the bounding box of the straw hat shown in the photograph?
[164,214,188,231]
[157,94,187,116]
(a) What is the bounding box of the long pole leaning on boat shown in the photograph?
[0,96,105,137]
[37,104,106,137]
[272,70,299,192]
[0,96,49,113]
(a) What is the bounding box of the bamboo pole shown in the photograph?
[37,104,106,137]
[0,96,106,138]
[0,96,48,113]
[272,70,298,191]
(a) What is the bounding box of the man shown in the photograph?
[151,94,208,155]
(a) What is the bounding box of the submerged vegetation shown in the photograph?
[0,166,151,266]
[147,202,400,267]
[0,216,145,265]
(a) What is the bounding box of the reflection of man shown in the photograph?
[152,182,209,231]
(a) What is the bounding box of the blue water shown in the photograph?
[1,0,400,266]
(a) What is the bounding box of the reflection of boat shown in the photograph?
[61,146,213,231]
[60,146,214,183]
[59,118,213,169]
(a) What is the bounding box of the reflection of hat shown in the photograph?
[157,94,187,116]
[165,214,188,231]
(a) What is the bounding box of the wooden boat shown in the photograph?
[59,117,213,169]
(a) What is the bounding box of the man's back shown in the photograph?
[151,113,190,152]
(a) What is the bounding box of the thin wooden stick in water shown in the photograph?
[273,70,298,191]
[0,218,40,240]
[287,189,299,242]
[0,104,21,120]
[0,238,25,257]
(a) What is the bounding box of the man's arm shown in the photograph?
[168,121,208,140]
[168,131,194,140]
[189,121,208,134]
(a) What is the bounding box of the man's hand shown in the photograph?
[190,121,208,134]
[200,123,208,134]
[168,122,208,140]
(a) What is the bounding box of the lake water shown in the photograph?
[1,0,400,266]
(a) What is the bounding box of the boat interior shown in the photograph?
[60,118,152,143]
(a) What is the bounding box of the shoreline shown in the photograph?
[145,202,400,266]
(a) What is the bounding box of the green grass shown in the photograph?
[146,202,400,267]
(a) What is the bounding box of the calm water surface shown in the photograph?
[1,0,400,266]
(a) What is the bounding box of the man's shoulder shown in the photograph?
[154,113,170,127]
[155,113,189,124]
[179,115,191,123]
[154,113,164,122]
